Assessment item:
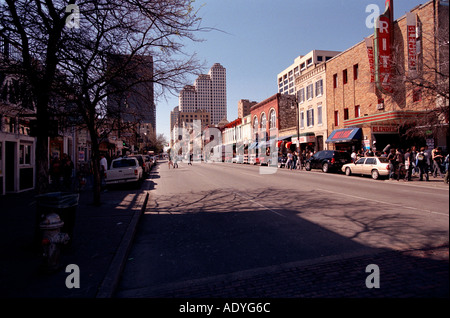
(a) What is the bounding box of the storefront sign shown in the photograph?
[406,12,417,75]
[299,136,315,143]
[365,38,375,83]
[374,0,394,94]
[372,125,398,133]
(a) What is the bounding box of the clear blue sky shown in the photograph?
[155,0,426,142]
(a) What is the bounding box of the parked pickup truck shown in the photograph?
[105,157,143,187]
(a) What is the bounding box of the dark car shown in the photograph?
[304,150,352,173]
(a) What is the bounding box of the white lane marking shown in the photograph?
[234,192,286,218]
[317,188,449,217]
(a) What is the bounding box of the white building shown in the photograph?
[277,50,340,95]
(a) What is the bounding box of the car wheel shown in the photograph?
[322,163,329,173]
[371,169,380,180]
[305,162,311,171]
[345,167,351,176]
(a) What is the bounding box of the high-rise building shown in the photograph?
[238,99,258,118]
[107,54,155,135]
[178,63,227,125]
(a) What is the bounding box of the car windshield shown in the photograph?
[112,159,137,168]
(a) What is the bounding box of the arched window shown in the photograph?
[260,113,267,130]
[253,116,258,131]
[269,109,276,129]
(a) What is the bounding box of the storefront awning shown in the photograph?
[248,142,258,150]
[326,128,362,143]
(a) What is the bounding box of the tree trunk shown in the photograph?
[89,128,102,206]
[36,135,49,194]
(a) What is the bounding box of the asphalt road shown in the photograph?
[115,160,449,297]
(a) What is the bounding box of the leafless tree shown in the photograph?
[1,0,208,203]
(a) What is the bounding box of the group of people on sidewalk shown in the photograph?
[281,145,449,184]
[49,153,75,191]
[385,145,448,183]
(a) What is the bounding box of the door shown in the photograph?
[363,157,376,175]
[353,158,366,174]
[5,142,15,192]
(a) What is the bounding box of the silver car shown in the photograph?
[341,156,390,180]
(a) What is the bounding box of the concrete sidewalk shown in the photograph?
[0,182,148,298]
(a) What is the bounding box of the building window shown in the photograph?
[413,88,422,102]
[333,74,338,88]
[298,88,305,103]
[355,105,360,118]
[300,110,304,129]
[260,113,267,130]
[344,108,349,120]
[315,79,323,97]
[307,58,313,66]
[306,84,314,100]
[317,103,322,125]
[19,143,32,165]
[307,108,314,127]
[334,110,339,126]
[353,64,359,80]
[269,109,276,129]
[343,69,348,85]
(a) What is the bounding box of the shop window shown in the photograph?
[19,143,32,165]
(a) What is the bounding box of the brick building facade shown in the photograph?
[326,0,448,153]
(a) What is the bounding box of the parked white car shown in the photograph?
[341,156,390,180]
[105,157,143,187]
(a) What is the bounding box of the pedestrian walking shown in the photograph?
[396,149,405,181]
[286,152,293,170]
[432,147,444,178]
[410,146,418,176]
[62,154,74,191]
[50,155,62,189]
[404,148,412,181]
[188,153,193,166]
[444,154,449,184]
[416,147,429,181]
[100,154,108,190]
[387,148,397,180]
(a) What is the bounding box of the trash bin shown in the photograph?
[34,192,79,247]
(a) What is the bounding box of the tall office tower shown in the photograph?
[178,63,227,125]
[194,74,211,116]
[107,54,156,135]
[170,106,180,132]
[179,85,196,113]
[208,63,227,125]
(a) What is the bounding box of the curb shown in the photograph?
[95,190,149,298]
